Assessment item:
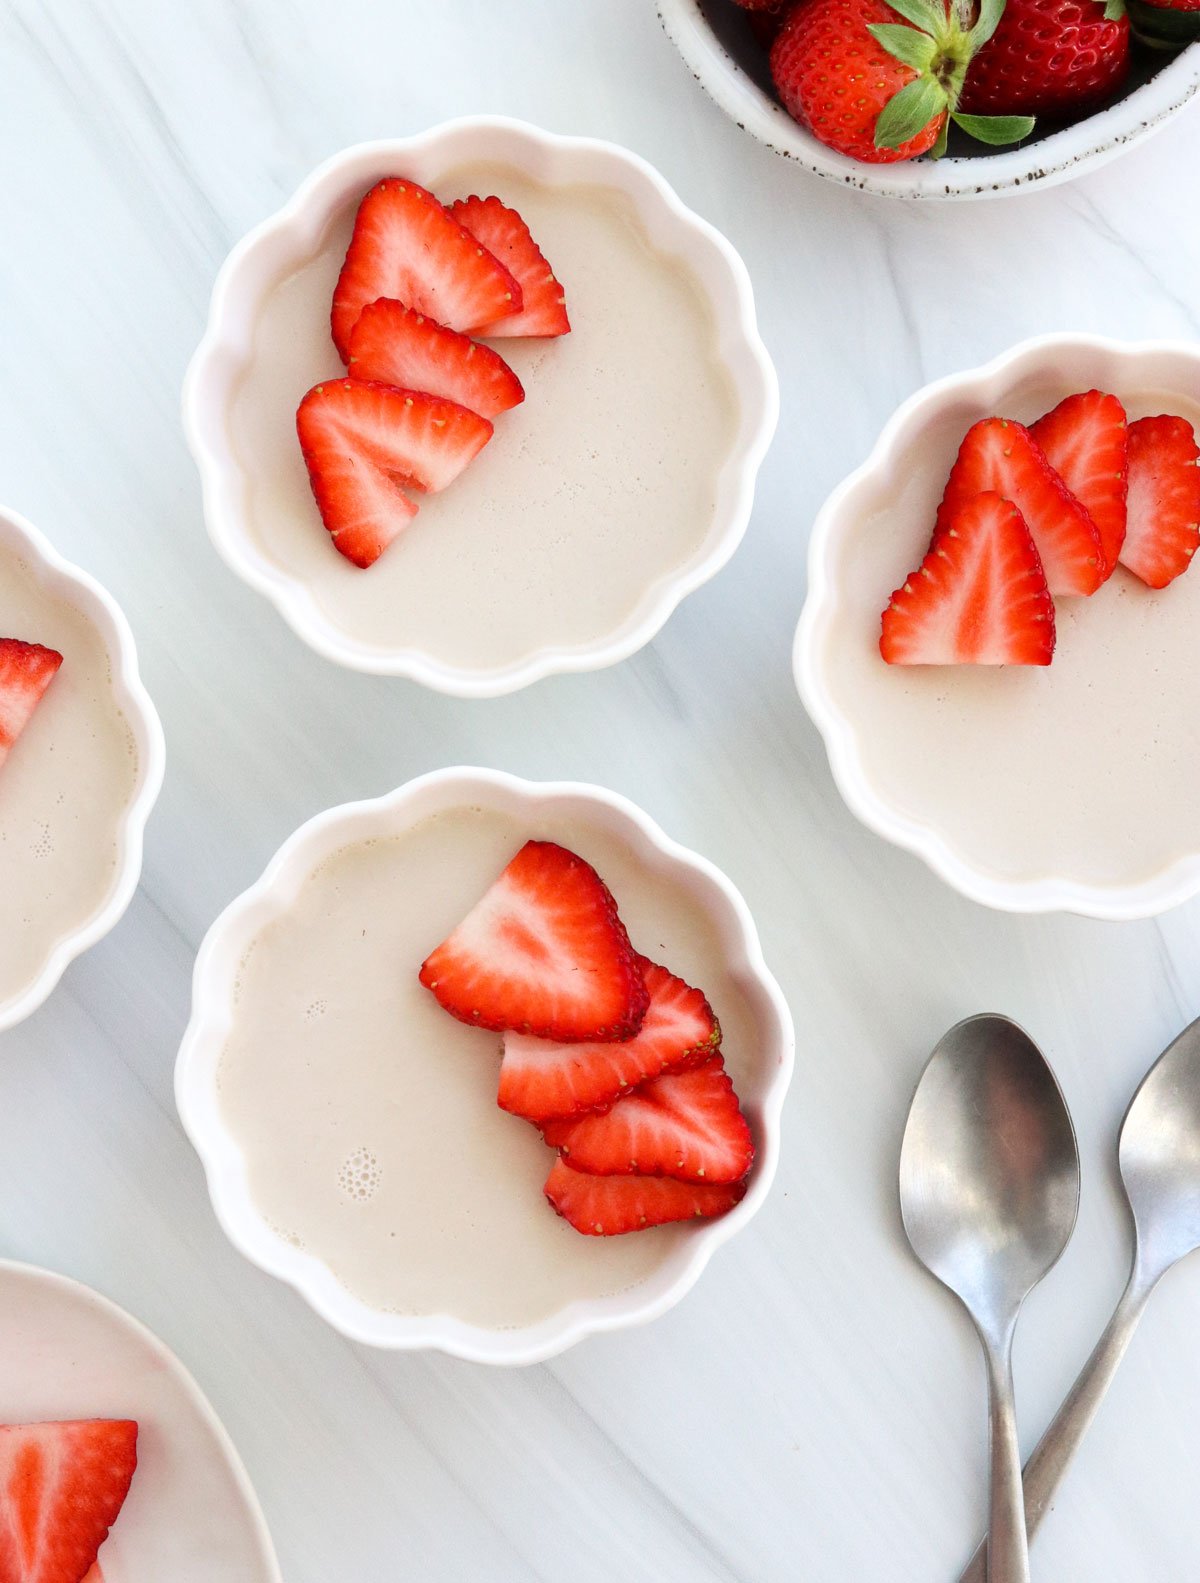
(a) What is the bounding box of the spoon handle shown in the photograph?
[982,1326,1031,1583]
[959,1272,1153,1583]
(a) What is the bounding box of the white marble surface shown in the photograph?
[2,1,1200,1578]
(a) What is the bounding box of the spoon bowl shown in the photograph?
[901,1015,1081,1329]
[900,1014,1079,1583]
[1120,1017,1200,1278]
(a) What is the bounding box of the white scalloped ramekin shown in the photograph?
[0,505,164,1032]
[794,333,1200,920]
[184,117,778,696]
[176,767,794,1364]
[658,0,1200,201]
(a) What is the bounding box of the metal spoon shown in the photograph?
[957,1013,1200,1583]
[900,1015,1080,1583]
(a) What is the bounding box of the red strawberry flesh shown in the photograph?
[1119,415,1200,589]
[499,957,721,1122]
[331,178,522,358]
[420,841,648,1043]
[543,1055,754,1184]
[0,1419,137,1583]
[0,640,63,771]
[348,299,524,420]
[881,491,1055,666]
[449,196,570,339]
[936,417,1104,596]
[1030,390,1128,579]
[296,379,493,568]
[544,1158,746,1236]
[958,0,1130,118]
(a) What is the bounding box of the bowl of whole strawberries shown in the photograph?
[658,0,1200,197]
[795,334,1200,917]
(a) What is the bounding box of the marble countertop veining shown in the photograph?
[2,0,1200,1578]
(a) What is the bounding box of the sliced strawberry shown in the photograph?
[544,1158,746,1236]
[1118,415,1200,588]
[331,178,522,358]
[0,1420,137,1583]
[296,379,493,568]
[499,958,721,1123]
[347,300,524,420]
[1030,390,1128,579]
[0,640,63,771]
[543,1056,753,1184]
[881,492,1055,666]
[420,841,648,1043]
[448,196,570,339]
[936,417,1104,596]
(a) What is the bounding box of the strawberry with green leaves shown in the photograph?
[769,0,1035,163]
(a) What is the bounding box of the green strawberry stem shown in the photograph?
[868,0,1037,155]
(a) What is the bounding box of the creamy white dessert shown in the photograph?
[821,382,1200,889]
[230,163,738,672]
[216,805,757,1329]
[0,545,139,1011]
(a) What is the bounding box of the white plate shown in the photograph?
[0,1260,281,1583]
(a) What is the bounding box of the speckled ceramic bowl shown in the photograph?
[658,0,1200,199]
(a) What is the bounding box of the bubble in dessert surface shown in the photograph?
[30,822,53,860]
[338,1147,382,1202]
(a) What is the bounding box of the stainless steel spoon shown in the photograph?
[900,1015,1080,1583]
[958,1013,1200,1583]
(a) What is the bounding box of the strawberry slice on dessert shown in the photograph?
[1030,390,1129,580]
[881,491,1055,666]
[331,178,523,358]
[499,958,721,1123]
[348,299,525,420]
[542,1055,754,1184]
[420,841,648,1043]
[1119,414,1200,589]
[449,196,570,339]
[544,1158,746,1236]
[936,417,1104,596]
[0,640,63,772]
[296,379,493,568]
[0,1419,137,1583]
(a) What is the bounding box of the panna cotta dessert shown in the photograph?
[216,804,760,1330]
[0,537,139,1015]
[820,377,1200,891]
[229,160,738,673]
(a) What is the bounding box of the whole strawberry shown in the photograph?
[959,0,1131,117]
[769,0,1035,164]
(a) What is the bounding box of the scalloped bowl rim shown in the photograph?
[657,0,1200,200]
[183,117,779,695]
[175,767,796,1365]
[0,504,165,1032]
[794,333,1200,920]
